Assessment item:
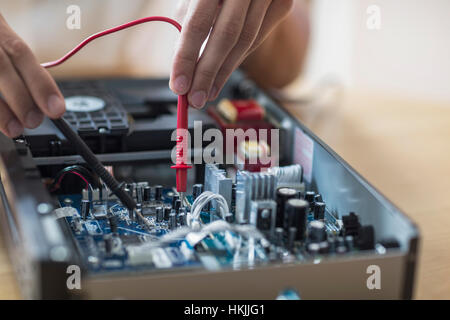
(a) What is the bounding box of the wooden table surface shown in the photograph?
[0,89,449,299]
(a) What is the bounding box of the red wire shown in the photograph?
[41,16,181,68]
[41,16,191,193]
[52,171,89,191]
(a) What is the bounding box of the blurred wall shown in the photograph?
[303,0,450,103]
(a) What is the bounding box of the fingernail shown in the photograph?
[190,91,207,108]
[209,87,218,101]
[25,110,43,128]
[47,95,65,117]
[7,119,23,137]
[172,75,188,94]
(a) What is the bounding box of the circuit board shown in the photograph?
[57,178,365,276]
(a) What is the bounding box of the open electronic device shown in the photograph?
[0,70,419,299]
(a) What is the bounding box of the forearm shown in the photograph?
[241,0,310,89]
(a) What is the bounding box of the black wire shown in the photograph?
[52,165,101,189]
[51,118,136,210]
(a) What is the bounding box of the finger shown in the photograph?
[209,0,272,101]
[0,22,65,119]
[0,98,23,138]
[0,46,43,129]
[188,0,252,108]
[170,0,220,95]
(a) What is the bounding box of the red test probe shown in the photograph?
[41,16,192,204]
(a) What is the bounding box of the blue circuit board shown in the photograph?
[59,188,346,275]
[58,190,256,274]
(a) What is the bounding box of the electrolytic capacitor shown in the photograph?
[174,199,182,213]
[81,199,90,220]
[288,227,297,252]
[335,236,347,254]
[156,206,164,223]
[314,202,326,220]
[136,186,144,203]
[143,186,152,202]
[172,195,180,207]
[307,242,320,255]
[169,212,177,230]
[178,211,187,226]
[193,184,203,200]
[305,191,315,204]
[314,194,323,203]
[276,187,297,228]
[345,235,354,251]
[308,220,327,243]
[154,185,163,201]
[163,206,171,221]
[275,227,284,247]
[108,215,118,234]
[104,236,113,254]
[318,241,330,254]
[285,198,309,241]
[327,236,336,253]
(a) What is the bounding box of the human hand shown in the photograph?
[170,0,294,108]
[0,14,65,138]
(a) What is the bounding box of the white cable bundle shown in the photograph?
[190,191,229,223]
[133,220,267,250]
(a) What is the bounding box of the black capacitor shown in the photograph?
[143,186,152,202]
[178,211,187,226]
[193,184,203,200]
[305,191,315,204]
[274,227,284,247]
[156,206,164,223]
[345,235,354,251]
[307,242,320,255]
[174,199,182,213]
[108,215,118,234]
[154,185,163,201]
[285,198,309,241]
[104,236,113,254]
[308,220,327,243]
[327,236,336,253]
[314,202,326,220]
[169,212,177,230]
[136,186,144,203]
[288,227,297,251]
[81,199,90,220]
[231,184,236,207]
[314,194,323,203]
[276,187,297,228]
[318,241,330,254]
[335,236,347,254]
[172,195,180,207]
[163,205,171,220]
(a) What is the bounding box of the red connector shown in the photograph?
[41,16,191,194]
